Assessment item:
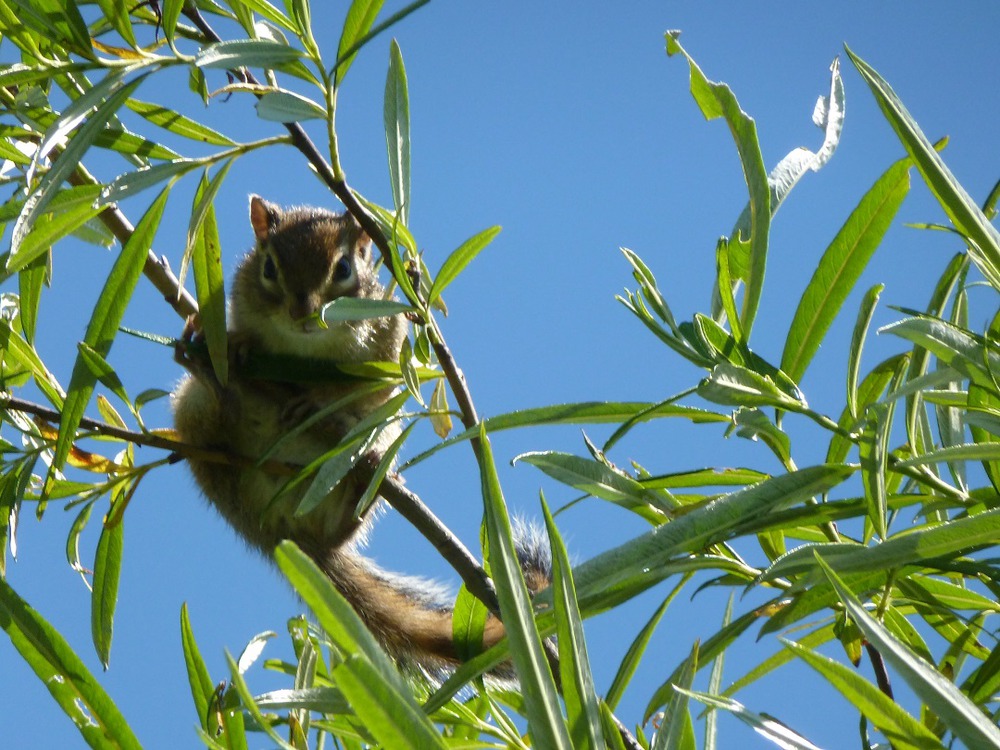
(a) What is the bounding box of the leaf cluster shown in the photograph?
[0,4,999,750]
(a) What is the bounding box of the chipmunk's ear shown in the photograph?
[249,195,282,242]
[343,211,372,260]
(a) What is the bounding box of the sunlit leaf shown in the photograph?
[91,513,124,670]
[54,186,171,471]
[0,578,142,749]
[178,604,215,734]
[478,427,573,750]
[781,157,910,383]
[255,90,327,122]
[335,0,385,87]
[819,555,1000,748]
[384,39,411,225]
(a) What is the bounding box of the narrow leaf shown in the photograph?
[10,76,145,266]
[573,464,854,613]
[781,157,910,382]
[255,90,327,122]
[479,427,573,750]
[91,513,123,670]
[0,578,142,749]
[847,48,1000,288]
[666,31,770,340]
[335,0,385,87]
[543,497,603,750]
[190,176,228,386]
[384,39,411,225]
[125,99,236,146]
[428,226,502,305]
[54,186,170,470]
[180,604,215,733]
[847,284,884,419]
[195,40,304,70]
[678,689,823,749]
[818,555,1000,748]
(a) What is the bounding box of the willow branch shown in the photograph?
[0,392,288,473]
[71,164,198,320]
[182,7,484,454]
[0,392,496,611]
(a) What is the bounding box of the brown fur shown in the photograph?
[174,196,547,672]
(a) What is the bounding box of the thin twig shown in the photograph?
[69,164,198,319]
[865,642,893,700]
[0,392,291,473]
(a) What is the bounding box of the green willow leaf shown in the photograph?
[180,604,215,733]
[0,319,65,408]
[125,99,236,146]
[333,655,447,750]
[896,442,1000,467]
[274,542,447,748]
[8,0,92,58]
[195,39,305,70]
[95,0,138,49]
[17,254,45,344]
[677,688,822,750]
[384,39,411,225]
[335,0,385,87]
[255,90,326,122]
[605,580,685,711]
[698,362,805,411]
[666,31,769,341]
[542,497,603,750]
[781,157,910,383]
[760,508,1000,584]
[9,75,146,267]
[234,0,296,31]
[7,190,105,276]
[479,427,573,750]
[54,185,171,471]
[819,555,1000,748]
[655,645,698,750]
[100,160,200,205]
[783,639,943,749]
[847,47,1000,289]
[320,296,413,322]
[882,317,1000,389]
[427,226,502,305]
[573,464,854,613]
[0,578,142,750]
[723,625,835,699]
[191,180,228,386]
[847,284,884,419]
[858,402,890,540]
[516,451,672,519]
[91,514,124,670]
[36,67,131,168]
[694,313,801,399]
[224,651,296,750]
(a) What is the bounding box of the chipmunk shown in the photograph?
[172,196,549,672]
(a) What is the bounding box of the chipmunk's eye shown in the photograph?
[262,254,278,282]
[333,256,353,283]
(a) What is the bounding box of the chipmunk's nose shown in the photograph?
[289,291,322,322]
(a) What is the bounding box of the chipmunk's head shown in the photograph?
[246,195,372,323]
[228,195,390,359]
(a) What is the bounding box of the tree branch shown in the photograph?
[69,165,198,320]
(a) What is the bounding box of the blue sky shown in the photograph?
[4,2,1000,747]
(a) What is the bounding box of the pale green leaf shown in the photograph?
[384,39,410,225]
[54,186,171,471]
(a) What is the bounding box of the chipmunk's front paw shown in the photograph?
[175,314,208,371]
